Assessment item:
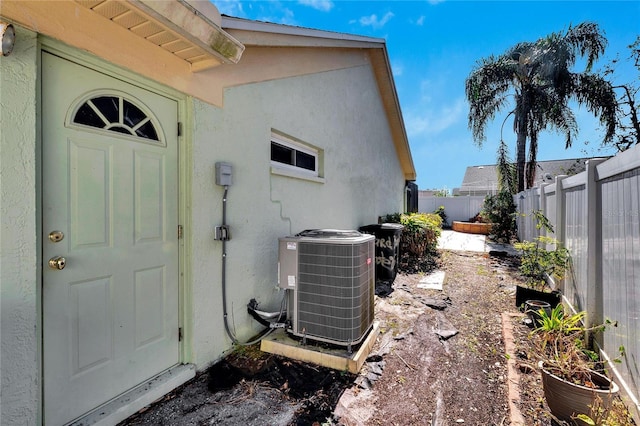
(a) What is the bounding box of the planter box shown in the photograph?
[451,221,492,235]
[515,285,562,309]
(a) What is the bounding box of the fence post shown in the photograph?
[554,175,568,293]
[554,175,568,245]
[538,184,547,238]
[585,159,605,338]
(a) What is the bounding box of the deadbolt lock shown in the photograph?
[48,256,66,270]
[49,231,64,243]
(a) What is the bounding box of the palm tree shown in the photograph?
[465,22,617,193]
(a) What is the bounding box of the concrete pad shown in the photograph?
[437,230,486,252]
[438,230,519,255]
[417,270,445,290]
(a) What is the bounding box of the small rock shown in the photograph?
[368,362,385,376]
[366,372,382,383]
[366,354,383,363]
[355,376,372,389]
[435,329,459,340]
[419,298,449,310]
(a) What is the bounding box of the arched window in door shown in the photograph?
[71,94,161,142]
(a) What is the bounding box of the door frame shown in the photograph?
[37,37,192,422]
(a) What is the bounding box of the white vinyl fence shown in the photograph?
[516,145,640,418]
[419,195,486,225]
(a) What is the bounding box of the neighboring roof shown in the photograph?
[221,16,416,181]
[459,158,604,193]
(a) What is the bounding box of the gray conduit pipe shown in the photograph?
[220,185,278,346]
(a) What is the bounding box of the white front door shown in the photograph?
[42,51,180,425]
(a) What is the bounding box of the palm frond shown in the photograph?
[564,22,608,72]
[570,73,617,142]
[465,55,518,144]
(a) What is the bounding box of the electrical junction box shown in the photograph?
[215,162,233,186]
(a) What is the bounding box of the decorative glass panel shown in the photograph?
[72,95,159,141]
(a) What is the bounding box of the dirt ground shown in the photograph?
[120,249,562,426]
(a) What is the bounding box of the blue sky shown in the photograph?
[213,0,640,192]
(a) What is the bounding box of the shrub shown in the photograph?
[481,190,516,243]
[402,213,442,257]
[382,212,442,257]
[433,206,448,227]
[514,235,569,291]
[513,210,570,290]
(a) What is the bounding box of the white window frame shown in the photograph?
[270,132,324,183]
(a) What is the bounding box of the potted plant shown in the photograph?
[513,211,567,309]
[531,305,620,425]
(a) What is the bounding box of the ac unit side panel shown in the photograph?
[278,238,299,290]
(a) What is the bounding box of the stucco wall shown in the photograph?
[0,23,409,420]
[0,26,40,425]
[190,64,405,366]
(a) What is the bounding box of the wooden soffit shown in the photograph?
[74,0,244,72]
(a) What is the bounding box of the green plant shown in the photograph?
[513,210,569,290]
[531,305,608,386]
[399,212,442,257]
[380,212,401,223]
[433,205,448,227]
[514,235,569,291]
[481,190,516,243]
[575,396,636,425]
[381,212,443,258]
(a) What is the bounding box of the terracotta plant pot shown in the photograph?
[539,361,619,425]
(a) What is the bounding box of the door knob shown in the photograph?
[48,256,66,270]
[49,230,64,242]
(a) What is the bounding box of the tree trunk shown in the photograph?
[516,117,527,193]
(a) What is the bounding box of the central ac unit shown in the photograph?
[278,229,375,347]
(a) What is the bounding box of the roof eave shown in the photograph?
[221,15,385,46]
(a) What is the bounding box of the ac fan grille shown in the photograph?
[295,240,374,344]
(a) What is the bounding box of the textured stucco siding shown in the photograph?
[0,24,408,421]
[0,26,40,425]
[189,64,405,367]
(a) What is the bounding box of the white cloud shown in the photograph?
[212,0,245,17]
[416,15,425,26]
[419,79,434,103]
[428,0,445,4]
[359,12,394,29]
[392,62,404,77]
[212,1,296,25]
[298,0,334,12]
[405,97,466,137]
